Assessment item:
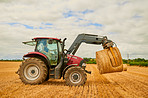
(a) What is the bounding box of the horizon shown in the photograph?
[0,57,147,60]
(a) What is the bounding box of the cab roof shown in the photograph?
[33,37,60,40]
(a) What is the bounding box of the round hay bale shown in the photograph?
[108,47,123,72]
[96,50,106,74]
[96,47,123,74]
[96,49,111,74]
[96,49,114,74]
[123,64,127,71]
[114,47,123,65]
[113,47,123,71]
[107,49,116,67]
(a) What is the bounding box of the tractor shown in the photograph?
[17,33,113,86]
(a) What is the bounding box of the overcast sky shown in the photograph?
[0,0,148,59]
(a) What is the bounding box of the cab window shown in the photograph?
[36,39,58,65]
[46,40,58,65]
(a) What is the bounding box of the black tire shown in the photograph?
[64,66,87,86]
[18,57,48,85]
[45,70,49,81]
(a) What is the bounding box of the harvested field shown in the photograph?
[0,62,148,98]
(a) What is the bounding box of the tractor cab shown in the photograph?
[23,37,63,66]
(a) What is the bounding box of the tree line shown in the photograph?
[84,58,148,67]
[0,58,147,66]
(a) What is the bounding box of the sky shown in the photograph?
[0,0,148,59]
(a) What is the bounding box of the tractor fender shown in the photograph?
[23,52,51,68]
[62,65,75,79]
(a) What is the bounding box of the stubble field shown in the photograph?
[0,62,148,98]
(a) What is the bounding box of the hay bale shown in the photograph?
[96,49,112,74]
[96,47,123,74]
[123,64,127,71]
[114,47,123,65]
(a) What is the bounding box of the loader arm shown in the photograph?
[67,33,113,55]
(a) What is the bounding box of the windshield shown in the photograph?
[23,41,36,46]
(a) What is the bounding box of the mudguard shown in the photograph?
[23,52,50,68]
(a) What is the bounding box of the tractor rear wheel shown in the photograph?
[64,66,87,86]
[18,57,48,85]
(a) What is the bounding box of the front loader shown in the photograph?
[17,33,114,86]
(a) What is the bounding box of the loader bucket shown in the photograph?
[96,47,123,74]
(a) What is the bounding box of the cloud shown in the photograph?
[0,0,148,59]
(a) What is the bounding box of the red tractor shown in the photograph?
[17,34,113,86]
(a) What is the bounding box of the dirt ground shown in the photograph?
[0,62,148,98]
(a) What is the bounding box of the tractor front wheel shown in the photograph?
[18,57,48,85]
[64,66,87,86]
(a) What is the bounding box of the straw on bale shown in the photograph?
[123,64,127,71]
[96,47,123,74]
